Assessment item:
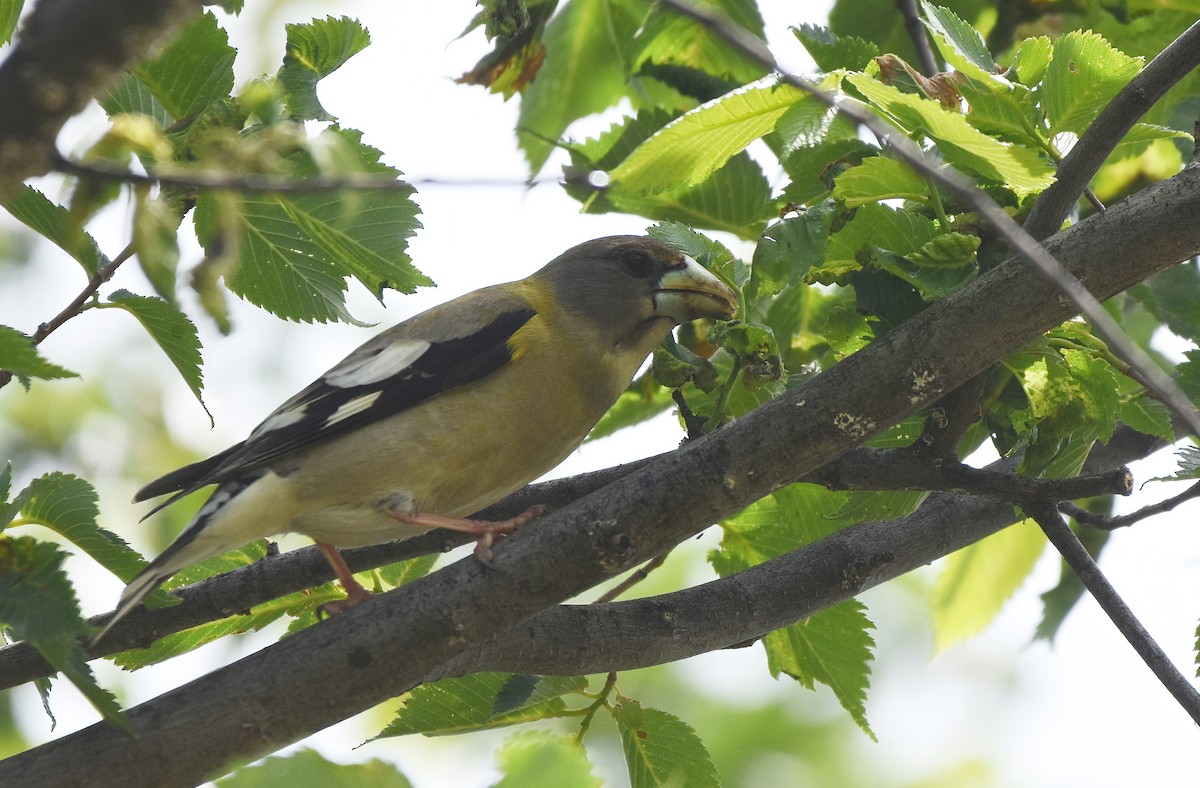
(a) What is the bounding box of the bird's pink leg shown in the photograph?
[316,541,373,613]
[385,504,552,563]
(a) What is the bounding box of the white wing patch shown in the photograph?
[324,391,384,427]
[325,339,431,388]
[254,405,308,436]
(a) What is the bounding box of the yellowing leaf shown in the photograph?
[931,517,1046,651]
[611,79,810,193]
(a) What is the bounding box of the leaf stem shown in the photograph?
[574,672,618,744]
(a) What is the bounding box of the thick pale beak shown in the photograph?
[653,255,738,323]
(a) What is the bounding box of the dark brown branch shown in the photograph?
[1024,20,1200,240]
[1027,501,1200,725]
[0,0,203,195]
[1061,480,1200,531]
[4,146,1199,788]
[894,0,938,77]
[659,0,1200,440]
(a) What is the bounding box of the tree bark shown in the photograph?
[4,160,1200,787]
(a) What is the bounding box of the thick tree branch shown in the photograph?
[0,0,203,195]
[4,153,1200,788]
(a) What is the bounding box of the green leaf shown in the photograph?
[1010,36,1052,87]
[375,552,438,588]
[589,374,674,441]
[1042,31,1143,135]
[749,204,837,301]
[762,600,877,739]
[495,731,601,788]
[1060,349,1120,443]
[132,195,182,302]
[872,247,976,301]
[0,462,13,527]
[105,291,206,412]
[610,81,808,193]
[845,72,1055,198]
[822,203,937,282]
[103,11,235,123]
[920,2,995,84]
[647,221,745,289]
[278,16,372,121]
[633,0,766,83]
[1130,261,1200,344]
[218,748,412,788]
[0,326,77,387]
[192,139,426,324]
[957,78,1042,148]
[832,155,928,207]
[931,517,1046,651]
[376,673,588,738]
[0,536,127,729]
[2,186,109,275]
[612,702,719,788]
[0,0,22,45]
[518,0,648,174]
[1118,388,1173,443]
[792,24,879,71]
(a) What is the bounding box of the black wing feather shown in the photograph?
[137,306,537,501]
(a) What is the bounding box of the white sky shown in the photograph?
[3,2,1199,786]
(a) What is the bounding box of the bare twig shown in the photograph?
[894,0,938,76]
[658,0,1200,440]
[0,243,135,390]
[595,552,671,603]
[1027,500,1200,725]
[1061,480,1200,531]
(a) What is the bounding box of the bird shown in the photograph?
[100,235,738,639]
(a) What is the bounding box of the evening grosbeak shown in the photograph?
[101,235,737,638]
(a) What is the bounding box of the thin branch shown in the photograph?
[1061,480,1200,531]
[658,0,1200,441]
[894,0,938,76]
[1027,500,1200,726]
[55,151,564,194]
[0,243,134,391]
[595,551,670,603]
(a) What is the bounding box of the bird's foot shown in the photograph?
[315,541,373,617]
[386,504,553,564]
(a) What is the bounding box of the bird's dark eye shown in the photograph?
[621,250,658,279]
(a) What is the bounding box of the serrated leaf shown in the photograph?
[1060,349,1120,443]
[1010,36,1052,87]
[103,11,235,123]
[1130,260,1200,344]
[278,16,371,121]
[792,23,879,71]
[822,203,937,281]
[218,748,413,788]
[920,2,995,84]
[763,600,877,739]
[0,536,127,729]
[832,155,928,207]
[518,0,646,174]
[2,186,109,275]
[105,290,205,411]
[376,552,438,588]
[633,0,766,83]
[612,702,719,788]
[845,72,1055,198]
[0,0,22,45]
[610,80,808,193]
[957,78,1042,148]
[18,473,154,587]
[1118,390,1173,443]
[1042,31,1143,135]
[495,731,601,788]
[749,204,837,301]
[0,326,77,387]
[931,517,1046,651]
[113,588,319,669]
[133,195,182,302]
[647,221,744,289]
[376,673,587,738]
